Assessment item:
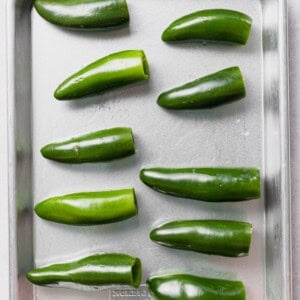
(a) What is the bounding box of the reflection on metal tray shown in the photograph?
[5,0,291,299]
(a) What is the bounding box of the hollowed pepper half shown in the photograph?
[54,50,149,100]
[26,253,142,289]
[162,9,252,45]
[41,127,135,163]
[147,273,246,300]
[150,220,253,257]
[35,188,137,225]
[157,67,246,109]
[34,0,130,30]
[140,167,260,202]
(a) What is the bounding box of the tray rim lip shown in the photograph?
[6,0,18,298]
[4,0,291,299]
[276,0,292,298]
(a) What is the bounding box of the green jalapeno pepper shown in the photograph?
[147,273,246,300]
[162,9,252,45]
[41,127,135,163]
[150,220,253,257]
[157,67,246,109]
[34,0,130,30]
[26,253,142,288]
[35,188,137,225]
[54,50,149,100]
[140,167,260,202]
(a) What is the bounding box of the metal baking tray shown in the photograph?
[5,0,291,299]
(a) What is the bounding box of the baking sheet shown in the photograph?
[6,0,291,299]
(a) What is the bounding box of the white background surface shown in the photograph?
[1,0,10,299]
[0,1,299,299]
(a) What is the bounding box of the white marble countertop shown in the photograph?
[0,0,10,298]
[0,1,299,299]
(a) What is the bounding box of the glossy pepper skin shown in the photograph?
[26,253,142,288]
[34,0,130,30]
[162,9,252,45]
[157,67,246,109]
[147,274,246,300]
[150,220,253,257]
[54,50,149,100]
[35,188,137,225]
[41,127,135,163]
[140,167,260,202]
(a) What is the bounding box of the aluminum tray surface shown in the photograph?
[7,0,291,299]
